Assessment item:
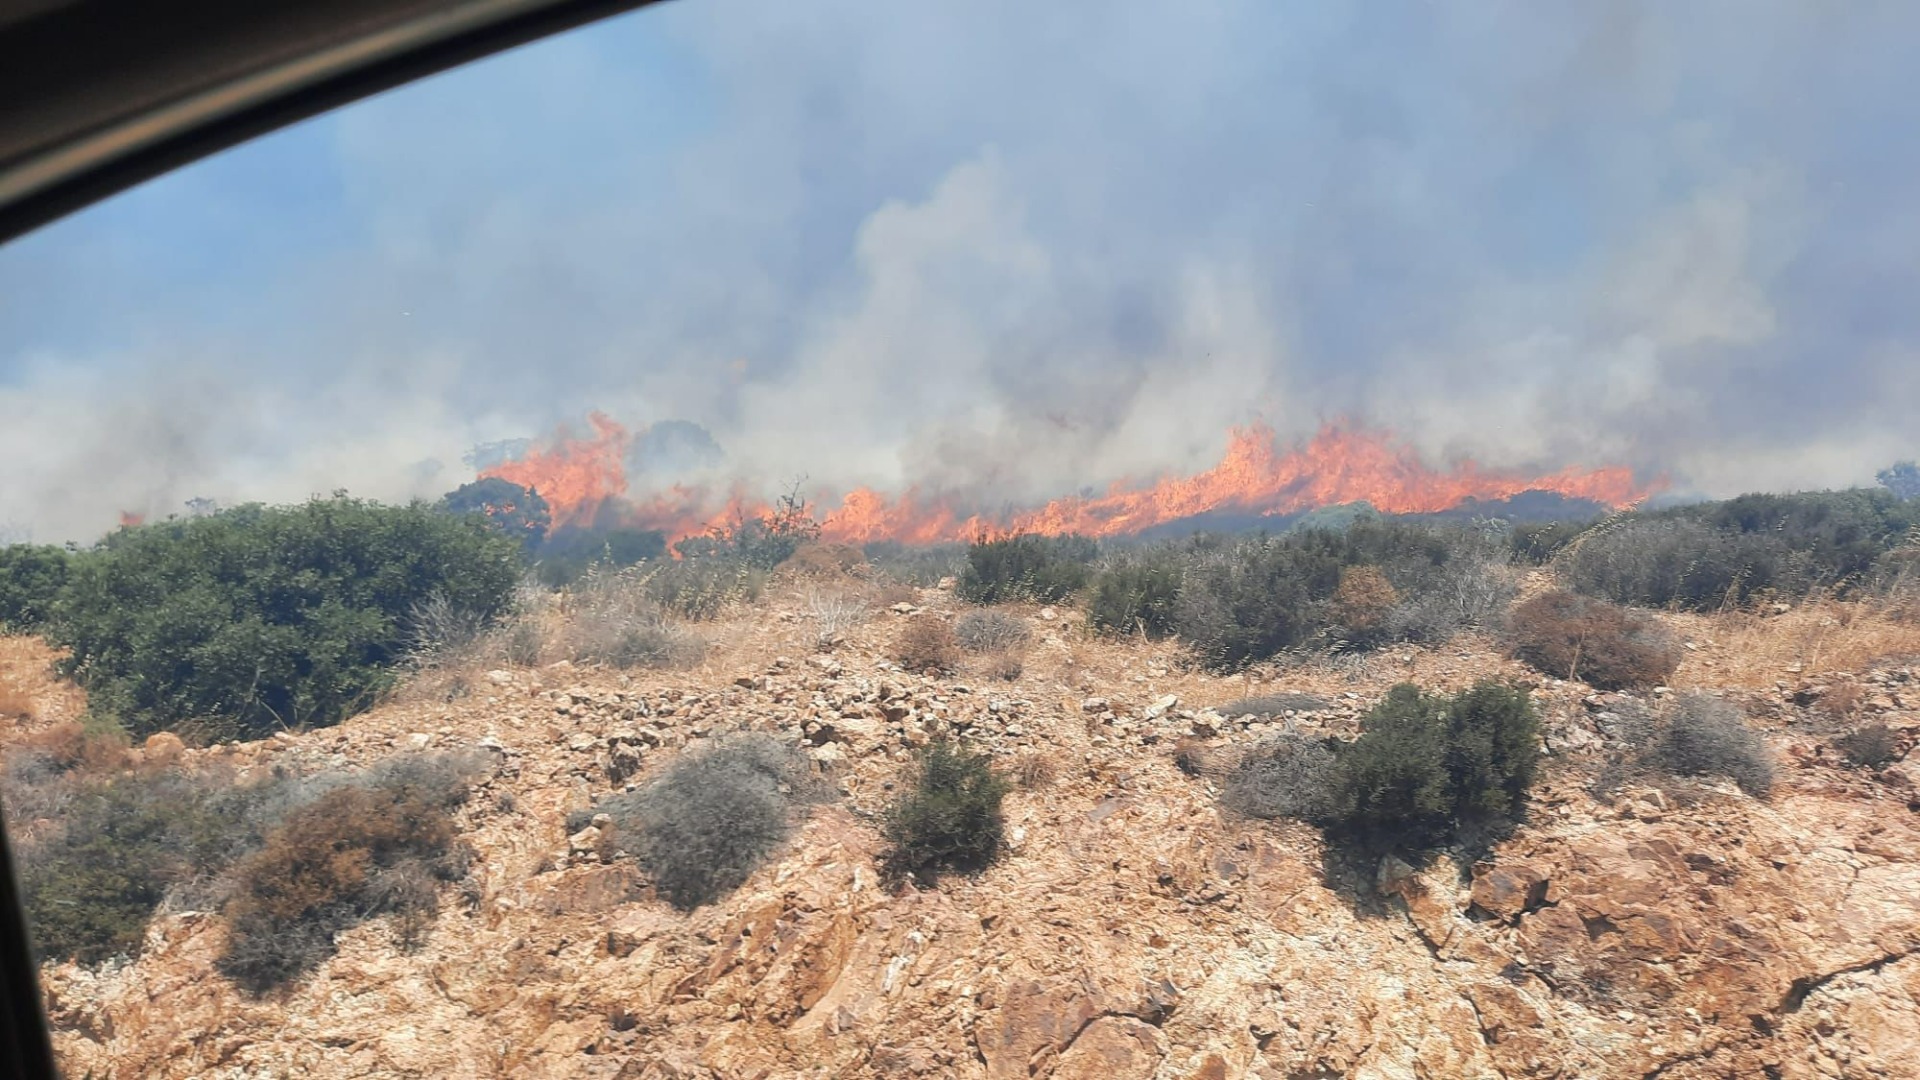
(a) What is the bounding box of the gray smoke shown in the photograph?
[3,0,1918,542]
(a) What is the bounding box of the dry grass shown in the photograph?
[0,682,30,722]
[1668,598,1920,689]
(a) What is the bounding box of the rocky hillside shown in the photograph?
[11,580,1920,1079]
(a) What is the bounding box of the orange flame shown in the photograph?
[480,418,1659,548]
[479,412,630,530]
[117,511,144,529]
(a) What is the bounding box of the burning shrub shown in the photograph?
[883,740,1010,883]
[1647,694,1773,797]
[438,477,551,552]
[1509,590,1681,691]
[677,489,823,571]
[892,617,960,674]
[956,534,1096,604]
[953,609,1030,654]
[0,543,70,631]
[217,753,482,992]
[599,736,822,910]
[1085,548,1183,638]
[50,496,521,740]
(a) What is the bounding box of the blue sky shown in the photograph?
[2,0,1917,540]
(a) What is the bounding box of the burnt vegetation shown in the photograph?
[218,754,483,992]
[1508,590,1682,691]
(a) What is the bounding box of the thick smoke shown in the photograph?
[3,0,1919,542]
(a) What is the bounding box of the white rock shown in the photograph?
[405,733,433,750]
[1144,694,1179,720]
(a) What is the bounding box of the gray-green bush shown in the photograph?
[600,736,823,910]
[1649,694,1774,796]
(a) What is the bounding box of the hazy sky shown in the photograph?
[3,0,1917,541]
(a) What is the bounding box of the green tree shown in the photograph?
[1880,461,1920,501]
[0,544,71,631]
[440,477,551,550]
[51,495,520,739]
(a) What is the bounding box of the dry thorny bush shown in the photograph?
[806,588,868,650]
[403,570,706,699]
[892,616,960,675]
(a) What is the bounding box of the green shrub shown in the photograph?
[863,541,966,587]
[217,753,480,992]
[641,555,765,620]
[50,497,521,739]
[956,534,1096,604]
[1441,681,1542,821]
[1568,490,1920,610]
[1327,685,1456,846]
[1172,537,1335,670]
[883,740,1010,882]
[1509,590,1680,691]
[600,736,821,910]
[1256,682,1543,850]
[1511,519,1598,564]
[1882,462,1920,501]
[0,544,71,631]
[953,609,1030,654]
[1085,549,1183,637]
[1649,694,1773,796]
[532,526,667,587]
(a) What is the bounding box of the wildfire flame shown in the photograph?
[480,412,630,530]
[483,416,1659,547]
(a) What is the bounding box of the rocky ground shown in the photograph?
[8,577,1920,1079]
